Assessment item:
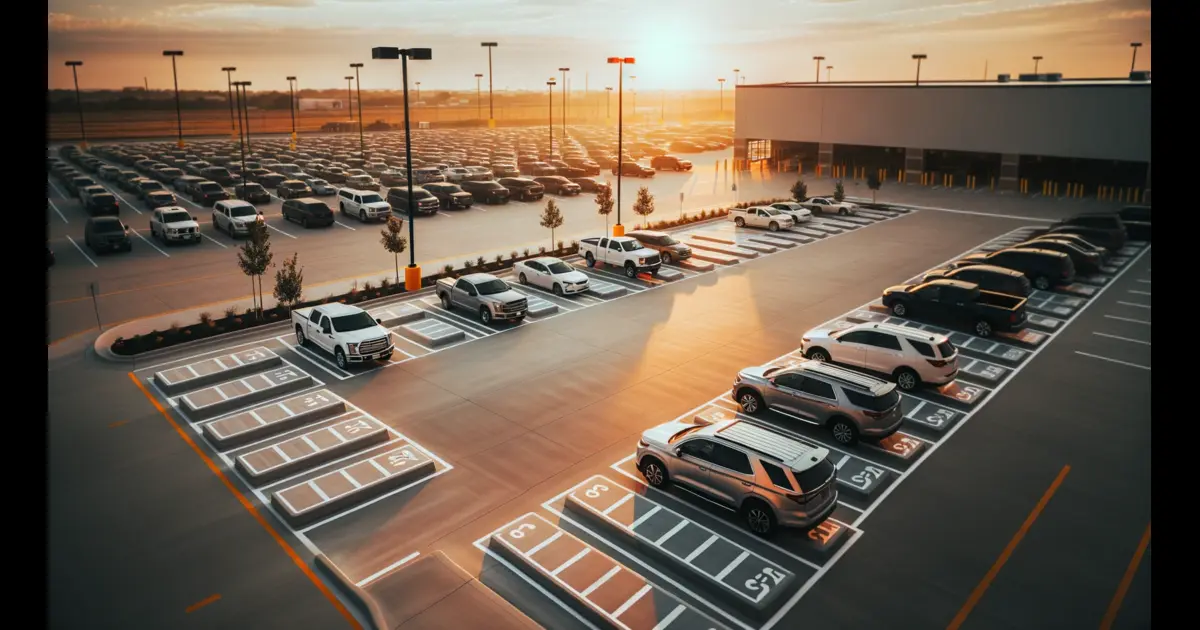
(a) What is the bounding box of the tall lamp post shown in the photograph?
[605,86,613,121]
[474,73,484,120]
[912,53,927,86]
[64,61,87,149]
[344,75,355,127]
[733,68,742,84]
[350,63,366,159]
[372,46,433,293]
[607,56,635,237]
[1129,42,1142,72]
[826,65,833,82]
[163,50,185,148]
[717,78,726,114]
[558,67,570,143]
[286,76,297,150]
[1032,56,1043,74]
[233,81,252,175]
[546,79,556,157]
[481,42,498,126]
[813,56,824,82]
[221,66,237,140]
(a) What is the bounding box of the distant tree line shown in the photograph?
[46,88,544,113]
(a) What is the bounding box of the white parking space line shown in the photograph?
[1136,279,1150,284]
[49,179,71,198]
[1105,315,1150,326]
[65,235,98,267]
[1128,290,1150,296]
[1075,351,1150,371]
[334,220,357,231]
[437,211,453,218]
[201,233,228,248]
[129,228,170,257]
[48,198,69,223]
[107,189,142,215]
[1093,332,1150,346]
[266,223,298,239]
[1117,301,1150,309]
[355,551,420,588]
[760,530,864,630]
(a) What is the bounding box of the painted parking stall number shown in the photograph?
[301,393,332,408]
[835,455,892,496]
[807,520,842,545]
[385,448,420,470]
[745,567,787,602]
[959,359,1009,384]
[899,396,960,432]
[509,523,536,539]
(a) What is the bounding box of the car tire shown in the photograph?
[518,273,528,285]
[624,263,638,278]
[301,217,309,228]
[440,293,453,310]
[640,457,669,488]
[737,389,765,415]
[480,307,492,325]
[553,284,564,297]
[891,301,908,317]
[828,417,859,446]
[742,499,776,537]
[335,348,348,370]
[895,367,921,391]
[975,320,994,338]
[1034,276,1051,291]
[359,210,367,222]
[769,222,780,232]
[585,252,596,268]
[735,217,746,227]
[806,347,830,362]
[295,326,308,347]
[839,208,849,216]
[661,251,672,264]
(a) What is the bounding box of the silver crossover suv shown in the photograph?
[733,360,904,445]
[637,416,838,536]
[799,322,959,391]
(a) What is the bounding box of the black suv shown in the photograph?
[85,191,120,217]
[497,177,545,201]
[955,248,1075,291]
[191,181,230,206]
[612,162,655,178]
[281,198,335,228]
[651,155,693,171]
[236,182,272,205]
[460,180,510,204]
[386,186,441,216]
[1045,213,1128,250]
[533,176,581,196]
[423,182,475,210]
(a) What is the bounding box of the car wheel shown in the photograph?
[661,251,672,264]
[440,293,453,309]
[769,222,780,232]
[301,217,309,228]
[737,389,765,414]
[624,263,638,278]
[640,457,669,488]
[895,367,920,391]
[891,301,908,317]
[479,307,492,325]
[1034,276,1051,291]
[734,217,746,227]
[553,284,564,297]
[829,417,859,446]
[806,347,830,362]
[518,273,528,285]
[743,500,776,537]
[295,326,307,347]
[975,320,994,338]
[585,252,596,268]
[359,210,366,222]
[335,348,348,369]
[839,208,849,216]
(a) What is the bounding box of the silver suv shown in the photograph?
[799,322,959,391]
[733,361,904,446]
[636,417,838,537]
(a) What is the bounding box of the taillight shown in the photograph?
[927,358,949,367]
[864,409,888,418]
[1010,312,1018,323]
[1062,269,1070,278]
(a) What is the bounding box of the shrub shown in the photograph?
[522,248,530,257]
[362,280,374,292]
[510,250,519,260]
[168,322,180,333]
[199,312,213,326]
[463,259,473,270]
[494,254,503,265]
[569,239,578,250]
[380,277,391,289]
[224,306,238,319]
[538,246,547,254]
[443,263,455,275]
[476,256,486,268]
[557,240,564,250]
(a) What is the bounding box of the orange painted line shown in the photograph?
[127,373,361,629]
[946,465,1071,630]
[1099,523,1151,630]
[185,593,221,613]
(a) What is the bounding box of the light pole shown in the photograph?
[233,81,251,175]
[718,78,725,113]
[286,76,297,149]
[221,66,237,140]
[162,50,184,148]
[1129,42,1142,72]
[605,86,613,121]
[558,67,570,144]
[826,65,833,82]
[474,73,484,120]
[912,53,927,86]
[734,68,742,85]
[64,61,87,149]
[234,81,247,182]
[546,79,556,157]
[344,75,355,128]
[481,42,498,125]
[813,56,824,82]
[607,56,635,237]
[372,46,433,293]
[350,63,366,159]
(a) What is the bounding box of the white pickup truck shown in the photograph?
[291,303,394,369]
[578,236,662,278]
[729,206,795,232]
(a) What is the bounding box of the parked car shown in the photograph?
[423,182,475,210]
[797,197,858,216]
[386,186,441,216]
[292,303,394,369]
[569,177,609,193]
[464,166,494,181]
[174,175,205,193]
[144,190,179,209]
[881,279,1028,338]
[460,179,510,204]
[768,202,813,223]
[635,416,838,536]
[67,175,99,196]
[734,360,904,446]
[97,165,121,181]
[497,177,545,201]
[1047,213,1128,249]
[199,166,238,186]
[922,264,1031,297]
[626,230,692,264]
[1013,238,1103,274]
[1030,225,1124,251]
[411,166,446,184]
[956,247,1075,291]
[533,176,581,196]
[519,161,558,177]
[668,140,705,153]
[191,181,230,206]
[212,200,264,237]
[235,182,272,205]
[730,206,794,232]
[564,157,601,176]
[380,169,409,188]
[650,155,693,171]
[1024,233,1110,263]
[799,322,958,391]
[1118,205,1151,241]
[148,206,201,245]
[512,256,590,296]
[306,178,337,196]
[345,173,379,190]
[578,235,662,278]
[337,188,392,222]
[282,198,335,228]
[612,162,655,178]
[84,216,132,254]
[435,273,528,325]
[84,191,120,216]
[277,180,312,200]
[135,178,169,201]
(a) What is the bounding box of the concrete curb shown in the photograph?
[312,554,390,630]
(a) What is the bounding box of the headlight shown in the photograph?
[168,228,178,234]
[638,257,647,265]
[346,343,358,355]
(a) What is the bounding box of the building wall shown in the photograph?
[734,84,1150,163]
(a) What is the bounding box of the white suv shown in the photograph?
[730,206,795,232]
[337,188,392,223]
[798,322,958,391]
[769,202,812,223]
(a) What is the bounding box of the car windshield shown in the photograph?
[668,426,705,444]
[94,220,124,233]
[243,184,264,192]
[660,236,680,246]
[199,183,222,191]
[140,181,163,189]
[331,312,377,332]
[620,240,642,251]
[546,261,573,274]
[414,190,432,199]
[230,206,257,217]
[937,341,956,357]
[162,211,191,223]
[361,193,383,203]
[475,279,510,295]
[311,179,328,186]
[763,208,783,216]
[286,182,307,189]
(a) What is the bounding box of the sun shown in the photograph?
[629,20,708,88]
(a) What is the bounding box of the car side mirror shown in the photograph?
[190,215,197,221]
[375,318,383,325]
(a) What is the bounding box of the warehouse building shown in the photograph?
[733,75,1151,202]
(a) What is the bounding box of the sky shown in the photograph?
[47,0,1151,92]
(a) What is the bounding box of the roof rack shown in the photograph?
[716,422,822,467]
[869,322,943,342]
[800,361,887,391]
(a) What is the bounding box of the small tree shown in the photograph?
[540,199,564,251]
[867,172,882,204]
[594,182,614,232]
[833,180,846,202]
[237,221,273,319]
[379,215,408,285]
[632,186,655,228]
[273,252,304,308]
[790,178,809,202]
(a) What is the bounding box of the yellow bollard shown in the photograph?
[1053,182,1059,197]
[1097,186,1104,200]
[950,174,955,188]
[1134,189,1140,203]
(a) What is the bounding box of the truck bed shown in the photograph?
[976,290,1026,311]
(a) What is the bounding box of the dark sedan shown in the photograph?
[191,181,230,206]
[236,183,272,204]
[1014,239,1104,273]
[144,190,178,209]
[534,176,582,196]
[423,182,475,209]
[570,177,610,193]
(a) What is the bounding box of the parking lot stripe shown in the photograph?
[551,547,591,576]
[684,535,718,563]
[201,233,228,248]
[628,505,662,530]
[280,340,354,380]
[601,492,634,516]
[1136,279,1149,284]
[340,469,362,489]
[1128,290,1150,296]
[947,465,1070,630]
[524,531,564,558]
[651,605,687,630]
[1092,332,1150,346]
[580,566,621,598]
[655,519,689,545]
[1074,351,1150,371]
[272,445,292,463]
[266,223,298,239]
[1099,523,1151,630]
[472,542,599,630]
[239,378,258,392]
[1105,315,1150,326]
[48,198,69,223]
[64,235,98,268]
[714,550,749,581]
[129,228,171,257]
[127,373,361,629]
[761,528,864,630]
[1117,301,1150,309]
[612,583,653,619]
[834,455,850,469]
[307,479,331,501]
[106,189,142,215]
